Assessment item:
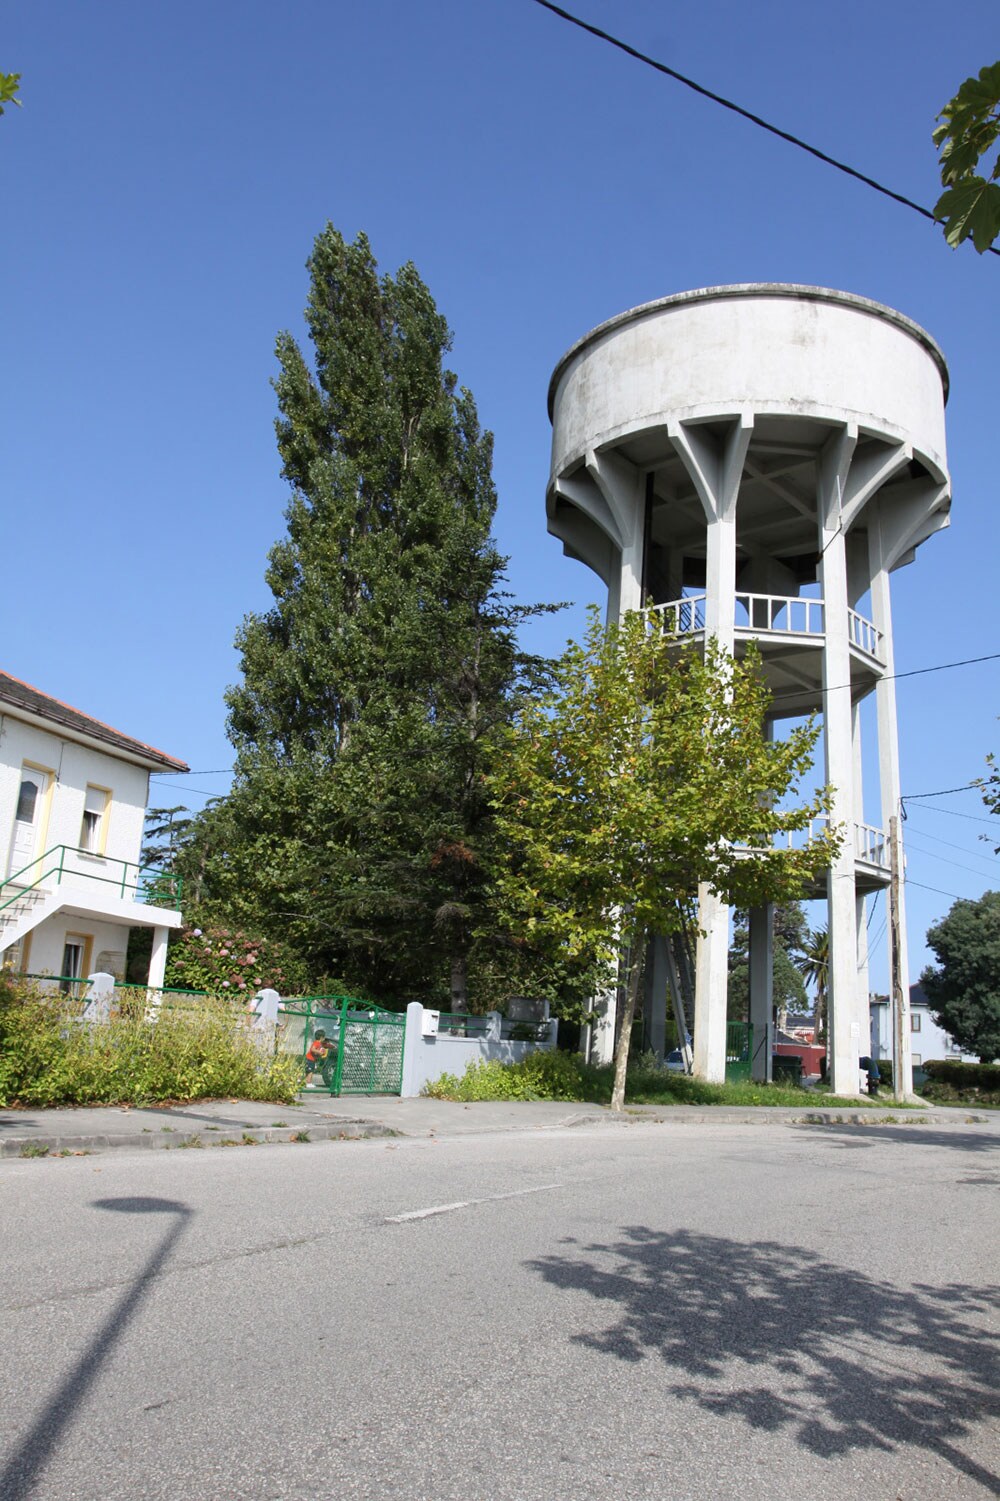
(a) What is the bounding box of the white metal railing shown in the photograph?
[854,821,889,868]
[644,592,884,667]
[745,817,889,872]
[848,609,885,663]
[735,592,824,637]
[645,595,706,634]
[769,816,832,854]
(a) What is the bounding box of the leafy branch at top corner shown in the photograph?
[0,73,22,116]
[933,61,1000,253]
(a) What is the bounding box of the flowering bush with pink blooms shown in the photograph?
[164,920,311,998]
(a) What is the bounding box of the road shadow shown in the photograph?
[528,1226,1000,1492]
[795,1122,1000,1154]
[0,1116,42,1132]
[0,1196,192,1500]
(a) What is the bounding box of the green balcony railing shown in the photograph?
[0,845,182,916]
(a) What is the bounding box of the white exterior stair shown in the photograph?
[0,887,63,956]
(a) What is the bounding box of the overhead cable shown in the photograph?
[529,0,1000,258]
[901,781,983,800]
[904,876,966,901]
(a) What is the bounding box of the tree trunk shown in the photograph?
[610,940,646,1112]
[450,953,468,1012]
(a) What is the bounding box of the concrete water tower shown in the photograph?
[546,285,950,1096]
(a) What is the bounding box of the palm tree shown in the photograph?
[798,926,829,1044]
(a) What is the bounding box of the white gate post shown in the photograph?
[401,1002,425,1097]
[82,971,115,1024]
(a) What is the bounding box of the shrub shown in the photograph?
[923,1059,1000,1090]
[423,1049,595,1102]
[164,920,310,997]
[0,976,304,1107]
[918,1058,1000,1107]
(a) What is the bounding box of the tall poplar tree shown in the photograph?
[188,226,549,1005]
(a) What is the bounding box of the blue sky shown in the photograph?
[4,0,999,985]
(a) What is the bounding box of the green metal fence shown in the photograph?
[0,845,181,914]
[279,995,406,1096]
[725,1021,753,1082]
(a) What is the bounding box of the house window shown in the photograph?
[59,934,92,993]
[15,779,38,823]
[80,786,110,854]
[2,934,30,973]
[910,1014,921,1033]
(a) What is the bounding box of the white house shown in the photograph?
[870,983,979,1071]
[0,671,188,988]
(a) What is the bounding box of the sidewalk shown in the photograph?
[0,1093,995,1157]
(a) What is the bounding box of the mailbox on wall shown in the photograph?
[421,1009,440,1037]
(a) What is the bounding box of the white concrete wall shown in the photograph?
[0,713,150,877]
[400,1004,558,1097]
[20,915,131,980]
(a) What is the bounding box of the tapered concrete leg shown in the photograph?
[693,883,728,1082]
[856,894,872,1066]
[646,935,668,1060]
[589,986,617,1066]
[818,468,862,1098]
[749,905,774,1081]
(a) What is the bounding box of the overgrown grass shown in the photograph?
[918,1081,1000,1110]
[0,977,304,1107]
[917,1060,1000,1109]
[422,1048,911,1108]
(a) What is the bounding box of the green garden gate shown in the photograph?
[279,996,406,1096]
[725,1021,752,1083]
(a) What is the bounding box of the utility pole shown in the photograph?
[888,814,910,1101]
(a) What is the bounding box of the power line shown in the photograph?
[529,0,1000,259]
[905,876,970,901]
[906,802,997,827]
[903,835,1000,877]
[866,917,887,955]
[902,781,983,800]
[768,648,1000,708]
[150,769,233,778]
[899,815,999,863]
[146,645,1000,797]
[146,786,222,798]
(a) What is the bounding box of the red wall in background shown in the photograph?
[775,1042,825,1076]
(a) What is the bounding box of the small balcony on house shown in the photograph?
[0,845,183,958]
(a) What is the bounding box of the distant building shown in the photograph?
[869,984,978,1069]
[0,671,188,987]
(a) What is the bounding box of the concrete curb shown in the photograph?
[1,1100,992,1159]
[623,1107,991,1127]
[0,1120,398,1158]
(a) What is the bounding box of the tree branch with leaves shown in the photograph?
[490,609,840,1109]
[934,62,1000,252]
[0,73,21,117]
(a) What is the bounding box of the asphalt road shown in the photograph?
[1,1117,998,1501]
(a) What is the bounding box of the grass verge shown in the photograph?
[422,1049,913,1108]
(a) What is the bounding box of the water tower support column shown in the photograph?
[818,426,863,1096]
[672,414,752,1082]
[749,904,774,1080]
[869,506,913,1096]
